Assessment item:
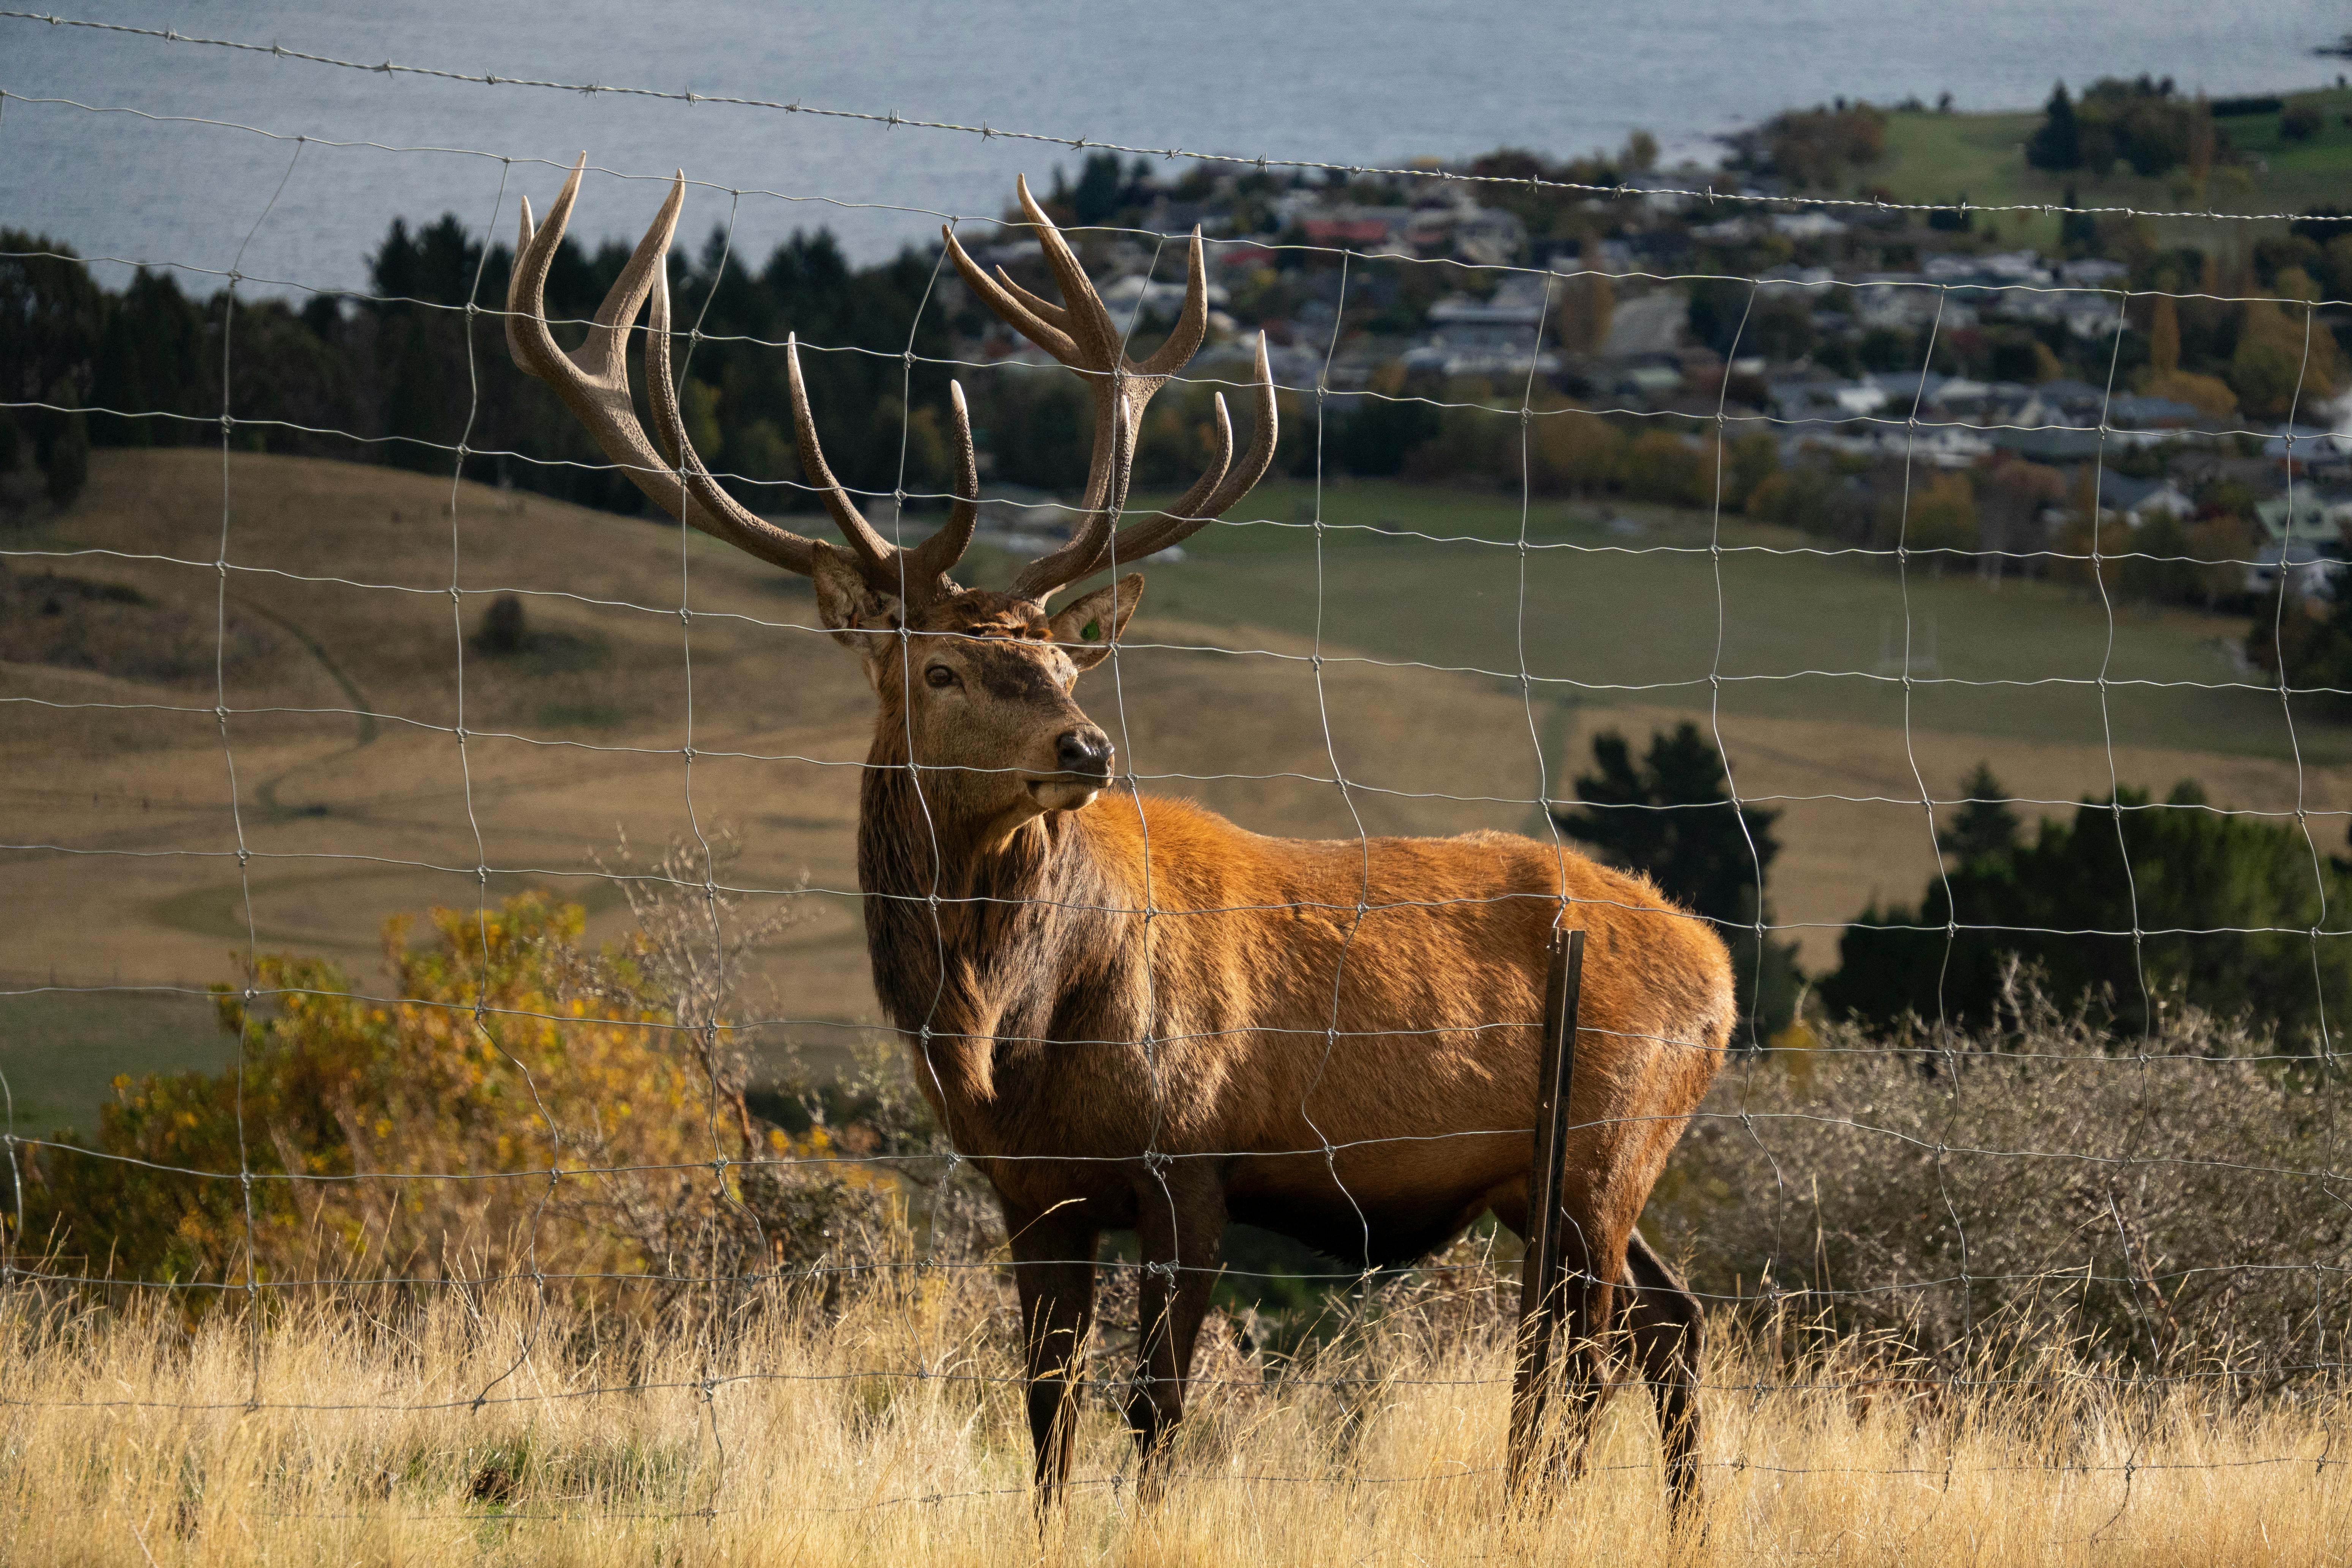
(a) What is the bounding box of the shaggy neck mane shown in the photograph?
[855,721,1129,1134]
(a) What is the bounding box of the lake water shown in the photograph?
[3,0,2348,297]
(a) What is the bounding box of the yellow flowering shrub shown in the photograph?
[16,893,882,1305]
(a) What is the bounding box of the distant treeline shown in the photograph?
[2,219,958,519]
[3,214,1488,518]
[1556,726,2352,1051]
[3,212,1465,522]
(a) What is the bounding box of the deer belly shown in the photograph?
[1221,1132,1521,1268]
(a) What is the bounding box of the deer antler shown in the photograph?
[944,175,1277,602]
[508,156,979,607]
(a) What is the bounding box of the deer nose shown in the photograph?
[1056,726,1114,781]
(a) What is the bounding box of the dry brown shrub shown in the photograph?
[1651,966,2349,1377]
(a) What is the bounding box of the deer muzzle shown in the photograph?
[1028,725,1114,810]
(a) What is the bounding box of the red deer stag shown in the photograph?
[505,158,1733,1516]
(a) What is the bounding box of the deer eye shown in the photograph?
[924,664,958,689]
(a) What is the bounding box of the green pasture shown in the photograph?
[0,989,231,1143]
[971,478,2327,766]
[1865,89,2352,253]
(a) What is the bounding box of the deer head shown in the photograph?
[507,160,1275,835]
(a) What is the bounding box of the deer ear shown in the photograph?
[1048,574,1143,673]
[811,542,903,651]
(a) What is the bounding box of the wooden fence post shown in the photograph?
[1508,923,1584,1497]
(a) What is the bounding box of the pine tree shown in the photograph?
[2249,588,2352,721]
[2027,82,2082,170]
[2060,185,2099,254]
[1553,241,1615,356]
[384,316,449,473]
[90,303,151,447]
[1553,724,1802,1040]
[121,268,203,442]
[1072,153,1125,227]
[41,379,89,506]
[1937,763,2021,868]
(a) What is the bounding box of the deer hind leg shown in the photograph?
[1624,1228,1706,1526]
[1004,1199,1100,1510]
[1126,1169,1227,1488]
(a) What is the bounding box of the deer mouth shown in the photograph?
[1026,775,1106,811]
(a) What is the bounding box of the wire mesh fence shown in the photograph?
[3,14,2351,1560]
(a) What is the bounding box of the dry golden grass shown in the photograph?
[3,1263,2346,1567]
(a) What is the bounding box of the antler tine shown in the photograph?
[1105,397,1135,518]
[906,381,981,587]
[1014,174,1122,366]
[505,153,591,388]
[642,260,843,571]
[506,162,823,577]
[1133,228,1211,379]
[942,226,1079,365]
[959,177,1244,599]
[1009,395,1132,602]
[1189,332,1282,518]
[1061,333,1280,582]
[783,332,910,592]
[1096,393,1231,570]
[510,155,669,394]
[992,267,1072,334]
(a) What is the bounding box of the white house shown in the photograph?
[2097,472,2196,527]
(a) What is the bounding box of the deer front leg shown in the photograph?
[1497,1176,1630,1489]
[1003,1198,1100,1510]
[1126,1165,1226,1484]
[1554,1214,1625,1476]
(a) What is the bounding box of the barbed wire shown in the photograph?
[5,11,2345,226]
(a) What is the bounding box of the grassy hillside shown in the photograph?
[1107,478,2328,760]
[6,452,2348,1130]
[1862,87,2352,252]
